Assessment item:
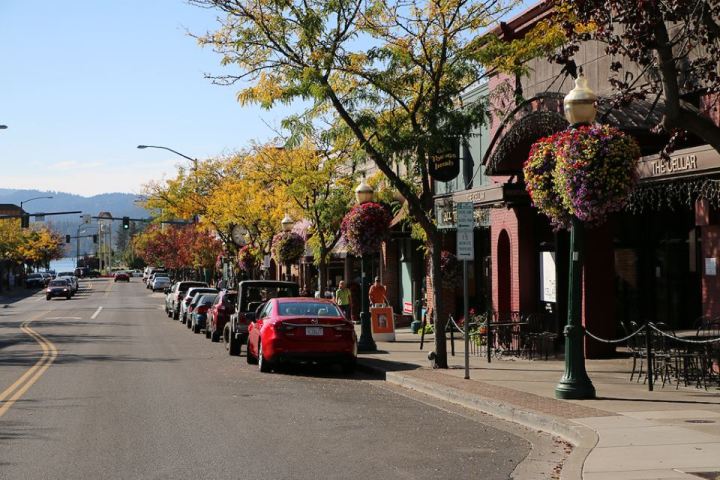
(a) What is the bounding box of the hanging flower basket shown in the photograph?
[440,250,461,288]
[341,202,392,256]
[237,245,256,272]
[523,124,640,229]
[271,231,305,264]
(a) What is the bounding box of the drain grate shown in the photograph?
[685,419,717,424]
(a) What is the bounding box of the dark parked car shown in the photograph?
[86,270,101,278]
[206,290,237,342]
[181,287,219,325]
[225,280,299,356]
[25,273,46,289]
[190,293,218,334]
[46,279,72,300]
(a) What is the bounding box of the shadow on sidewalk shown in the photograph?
[357,356,423,374]
[0,287,39,307]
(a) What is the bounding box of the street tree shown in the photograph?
[192,0,524,368]
[555,0,720,153]
[253,141,356,293]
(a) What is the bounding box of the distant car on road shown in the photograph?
[56,272,79,294]
[131,269,143,277]
[46,279,72,300]
[246,297,357,373]
[85,270,101,278]
[114,272,130,282]
[151,276,171,292]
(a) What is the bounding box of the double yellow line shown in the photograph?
[0,314,58,418]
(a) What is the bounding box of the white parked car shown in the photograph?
[151,276,172,292]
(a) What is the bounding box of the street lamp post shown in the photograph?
[355,179,377,353]
[137,145,200,222]
[554,75,597,400]
[280,213,293,281]
[20,196,53,212]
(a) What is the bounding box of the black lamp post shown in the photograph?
[281,213,294,281]
[355,179,377,352]
[554,75,597,400]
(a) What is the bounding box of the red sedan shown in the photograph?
[246,298,357,374]
[206,290,236,342]
[114,272,130,282]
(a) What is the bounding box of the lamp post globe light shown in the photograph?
[354,179,377,352]
[554,74,597,400]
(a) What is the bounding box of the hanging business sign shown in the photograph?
[429,139,460,182]
[539,251,557,303]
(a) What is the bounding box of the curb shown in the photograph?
[357,360,598,480]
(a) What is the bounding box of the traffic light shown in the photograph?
[65,235,71,244]
[20,214,30,229]
[122,216,130,230]
[93,234,98,244]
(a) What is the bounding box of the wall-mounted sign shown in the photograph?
[705,257,717,276]
[429,139,460,182]
[540,251,557,303]
[638,145,720,181]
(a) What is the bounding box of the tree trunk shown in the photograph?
[429,237,448,368]
[318,254,328,298]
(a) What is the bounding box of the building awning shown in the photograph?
[483,91,668,175]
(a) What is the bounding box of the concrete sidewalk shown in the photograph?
[356,328,720,480]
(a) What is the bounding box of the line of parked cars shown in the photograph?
[153,278,358,374]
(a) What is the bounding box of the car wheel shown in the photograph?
[246,336,258,364]
[193,322,200,334]
[186,317,193,329]
[227,326,240,356]
[66,293,71,300]
[173,309,179,320]
[258,340,271,373]
[211,328,220,343]
[46,295,51,301]
[205,326,211,339]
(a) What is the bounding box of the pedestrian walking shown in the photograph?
[368,276,387,307]
[334,280,352,319]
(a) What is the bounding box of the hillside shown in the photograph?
[0,188,151,257]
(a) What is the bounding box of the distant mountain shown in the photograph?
[0,188,148,218]
[0,188,150,258]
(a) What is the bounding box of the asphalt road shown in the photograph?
[0,278,532,480]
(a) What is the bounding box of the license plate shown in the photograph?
[306,326,323,336]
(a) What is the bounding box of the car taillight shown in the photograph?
[237,313,247,325]
[274,322,296,333]
[197,305,209,314]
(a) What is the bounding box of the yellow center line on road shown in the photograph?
[0,313,59,419]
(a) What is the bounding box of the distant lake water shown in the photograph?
[49,257,77,273]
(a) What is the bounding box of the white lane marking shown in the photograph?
[45,316,82,320]
[91,306,103,319]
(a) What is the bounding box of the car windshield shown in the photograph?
[242,285,298,311]
[57,272,74,277]
[277,302,342,317]
[179,282,207,292]
[49,280,68,287]
[27,274,42,279]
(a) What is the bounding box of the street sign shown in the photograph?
[456,202,474,261]
[456,202,474,229]
[457,230,474,261]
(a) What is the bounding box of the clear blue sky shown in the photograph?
[0,0,535,197]
[0,0,292,196]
